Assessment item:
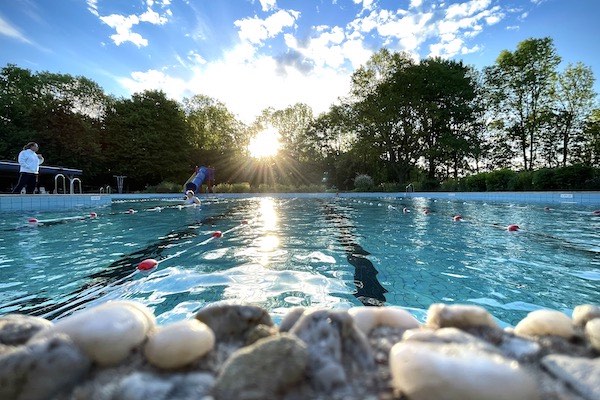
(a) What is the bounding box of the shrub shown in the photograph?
[146,181,181,193]
[354,174,375,191]
[531,168,556,190]
[440,179,460,192]
[414,178,440,191]
[378,182,403,192]
[485,169,516,191]
[553,164,595,190]
[508,171,533,191]
[463,173,487,192]
[214,182,251,193]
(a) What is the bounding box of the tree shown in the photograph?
[484,37,561,170]
[552,62,596,166]
[103,90,191,189]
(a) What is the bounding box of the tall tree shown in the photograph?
[484,37,561,170]
[551,62,596,166]
[103,90,191,189]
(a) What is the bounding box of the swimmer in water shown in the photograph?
[183,190,201,206]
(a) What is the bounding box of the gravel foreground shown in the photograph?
[1,301,599,400]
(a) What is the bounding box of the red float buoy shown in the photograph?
[90,212,98,218]
[242,220,248,225]
[453,215,462,222]
[28,218,39,224]
[507,224,519,232]
[593,210,600,216]
[127,208,135,214]
[212,231,223,238]
[137,258,158,271]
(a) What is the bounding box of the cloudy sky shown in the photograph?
[1,0,598,123]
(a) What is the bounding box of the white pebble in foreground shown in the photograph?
[32,301,155,366]
[144,319,215,369]
[348,307,420,335]
[572,304,600,328]
[514,309,575,339]
[389,342,539,400]
[585,318,600,352]
[426,304,498,330]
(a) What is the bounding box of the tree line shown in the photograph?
[1,37,598,192]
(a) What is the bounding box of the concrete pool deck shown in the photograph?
[0,191,599,212]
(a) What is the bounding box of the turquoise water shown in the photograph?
[0,196,598,326]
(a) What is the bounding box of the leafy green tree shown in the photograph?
[102,90,191,189]
[182,94,246,184]
[552,62,596,166]
[484,37,561,170]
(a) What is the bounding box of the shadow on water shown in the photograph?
[6,203,252,320]
[320,200,387,306]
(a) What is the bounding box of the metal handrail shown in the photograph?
[54,174,66,194]
[70,177,82,194]
[405,183,414,193]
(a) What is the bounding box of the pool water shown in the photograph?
[0,196,598,327]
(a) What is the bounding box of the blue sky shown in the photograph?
[1,0,598,123]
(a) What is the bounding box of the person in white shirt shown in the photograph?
[12,142,44,194]
[183,189,201,205]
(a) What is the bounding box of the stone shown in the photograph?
[389,341,539,400]
[279,307,306,332]
[426,303,499,330]
[573,304,600,328]
[542,354,600,400]
[32,300,155,366]
[213,334,307,400]
[114,371,215,400]
[0,333,90,400]
[514,309,575,339]
[0,314,53,345]
[585,318,600,351]
[195,303,273,342]
[348,306,420,335]
[498,335,541,361]
[144,319,215,369]
[402,327,500,354]
[288,309,375,397]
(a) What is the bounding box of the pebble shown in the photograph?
[114,371,215,400]
[144,319,215,369]
[348,306,420,335]
[389,341,539,400]
[0,333,90,400]
[0,314,53,345]
[542,354,600,400]
[426,303,499,330]
[585,318,600,351]
[213,334,307,400]
[195,302,273,342]
[572,304,600,328]
[514,309,575,339]
[32,300,155,366]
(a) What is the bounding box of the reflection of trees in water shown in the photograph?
[321,201,387,306]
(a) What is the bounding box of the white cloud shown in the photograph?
[259,0,277,12]
[235,9,299,45]
[446,0,492,19]
[86,0,99,17]
[100,14,148,47]
[409,0,423,8]
[90,2,171,47]
[353,0,375,11]
[118,69,191,100]
[188,50,206,65]
[0,14,32,43]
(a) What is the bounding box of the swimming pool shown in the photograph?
[0,196,598,327]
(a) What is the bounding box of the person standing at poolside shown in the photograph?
[12,142,44,194]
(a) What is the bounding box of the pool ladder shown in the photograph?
[54,174,83,194]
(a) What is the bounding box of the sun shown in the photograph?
[248,127,281,159]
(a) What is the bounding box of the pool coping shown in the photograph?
[1,191,599,212]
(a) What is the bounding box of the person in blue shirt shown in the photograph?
[184,166,215,196]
